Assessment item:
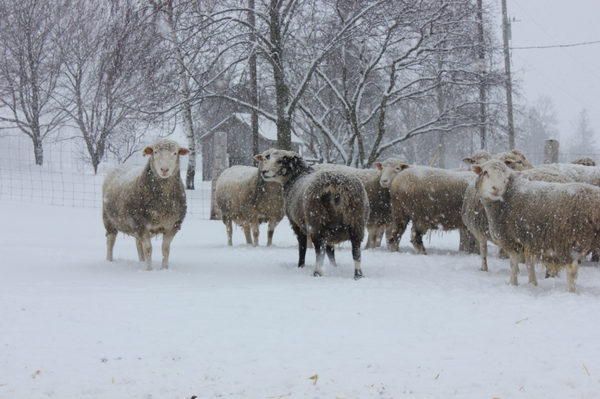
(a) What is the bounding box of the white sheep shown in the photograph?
[379,159,474,254]
[535,163,600,187]
[215,165,284,247]
[102,139,189,270]
[472,159,600,292]
[462,164,573,273]
[461,149,538,270]
[255,149,370,279]
[313,163,391,249]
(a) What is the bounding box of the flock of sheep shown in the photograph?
[100,138,600,294]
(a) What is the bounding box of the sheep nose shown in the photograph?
[161,168,169,174]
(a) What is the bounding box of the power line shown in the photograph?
[511,40,600,50]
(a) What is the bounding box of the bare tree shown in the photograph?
[150,0,224,188]
[517,95,559,165]
[57,0,172,174]
[201,0,387,150]
[0,0,66,165]
[298,1,486,167]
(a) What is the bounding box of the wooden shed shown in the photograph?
[199,113,302,181]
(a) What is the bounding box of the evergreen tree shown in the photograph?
[567,108,597,160]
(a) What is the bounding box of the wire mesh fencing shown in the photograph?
[0,135,212,219]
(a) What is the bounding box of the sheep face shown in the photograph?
[462,150,492,167]
[495,149,534,171]
[473,160,519,201]
[144,139,190,179]
[375,158,409,188]
[254,149,302,184]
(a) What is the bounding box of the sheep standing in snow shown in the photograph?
[379,159,474,254]
[313,163,391,249]
[255,149,369,279]
[102,139,189,270]
[461,149,538,271]
[462,164,573,273]
[472,159,600,292]
[215,165,284,247]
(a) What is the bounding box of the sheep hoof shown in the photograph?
[354,270,364,280]
[313,272,322,277]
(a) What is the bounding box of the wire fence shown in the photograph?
[0,135,213,219]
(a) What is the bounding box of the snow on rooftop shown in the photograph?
[233,113,303,144]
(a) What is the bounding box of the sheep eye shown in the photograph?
[266,154,270,160]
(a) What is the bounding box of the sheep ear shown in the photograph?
[462,157,473,165]
[254,154,264,162]
[373,162,383,170]
[143,146,154,157]
[402,164,409,170]
[510,171,521,180]
[471,165,483,175]
[179,147,190,156]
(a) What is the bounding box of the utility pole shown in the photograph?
[249,0,259,164]
[501,0,515,149]
[477,0,487,151]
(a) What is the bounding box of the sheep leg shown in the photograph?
[410,226,427,255]
[566,259,579,293]
[312,239,325,277]
[325,245,337,267]
[106,231,117,262]
[223,217,233,246]
[251,221,259,247]
[139,234,153,271]
[509,253,520,286]
[388,217,409,252]
[135,238,144,261]
[364,226,375,249]
[160,229,177,270]
[292,225,307,268]
[479,238,488,271]
[351,234,363,280]
[242,223,253,245]
[526,255,538,286]
[375,225,385,248]
[266,218,280,247]
[384,224,394,252]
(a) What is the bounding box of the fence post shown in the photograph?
[210,131,228,220]
[543,139,559,164]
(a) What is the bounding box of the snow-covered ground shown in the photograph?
[2,199,600,399]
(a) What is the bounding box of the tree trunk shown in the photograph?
[166,1,196,189]
[269,0,292,151]
[32,135,44,166]
[183,104,196,189]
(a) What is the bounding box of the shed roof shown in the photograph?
[199,113,303,144]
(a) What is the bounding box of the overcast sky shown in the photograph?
[498,0,600,146]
